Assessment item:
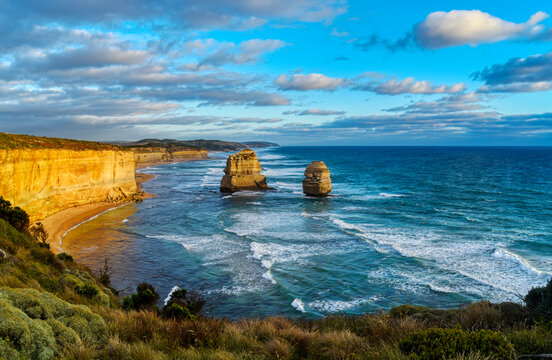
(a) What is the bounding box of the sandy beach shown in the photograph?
[41,158,208,252]
[42,168,158,251]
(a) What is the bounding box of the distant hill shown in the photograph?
[114,139,279,152]
[242,141,280,148]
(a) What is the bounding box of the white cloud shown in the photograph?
[415,10,550,48]
[357,77,466,95]
[478,82,552,93]
[275,73,344,91]
[283,109,346,116]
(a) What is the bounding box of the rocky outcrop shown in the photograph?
[302,161,332,197]
[220,149,268,192]
[130,147,208,165]
[0,148,139,222]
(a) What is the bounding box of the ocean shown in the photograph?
[60,147,552,318]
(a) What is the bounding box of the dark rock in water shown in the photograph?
[302,161,331,197]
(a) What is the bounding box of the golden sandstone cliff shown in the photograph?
[220,149,268,192]
[130,147,208,166]
[0,133,139,222]
[302,161,332,197]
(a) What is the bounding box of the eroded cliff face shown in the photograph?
[0,149,139,221]
[302,161,332,197]
[220,149,268,192]
[130,147,208,165]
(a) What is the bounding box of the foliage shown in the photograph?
[0,197,29,232]
[29,222,49,247]
[75,284,99,297]
[0,132,122,150]
[399,327,515,360]
[96,256,111,287]
[162,288,206,319]
[524,278,552,319]
[56,252,73,262]
[0,287,108,359]
[122,283,160,311]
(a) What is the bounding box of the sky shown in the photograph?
[1,0,551,145]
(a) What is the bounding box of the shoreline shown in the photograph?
[42,156,209,252]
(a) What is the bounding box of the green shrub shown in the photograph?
[399,327,515,360]
[122,283,160,311]
[162,303,194,320]
[162,288,205,319]
[0,197,29,232]
[0,287,108,359]
[75,284,99,297]
[29,222,49,248]
[56,253,73,262]
[507,321,552,355]
[59,271,110,306]
[525,278,552,319]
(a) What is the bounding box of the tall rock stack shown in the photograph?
[220,149,268,192]
[302,161,332,197]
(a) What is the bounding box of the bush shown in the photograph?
[162,288,205,319]
[0,197,29,232]
[29,222,49,247]
[56,253,73,262]
[122,283,160,311]
[525,278,552,319]
[399,327,515,360]
[0,287,108,359]
[75,284,99,297]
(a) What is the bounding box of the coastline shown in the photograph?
[42,156,208,252]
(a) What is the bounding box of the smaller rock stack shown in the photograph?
[220,149,268,192]
[302,161,332,197]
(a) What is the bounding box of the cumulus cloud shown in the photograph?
[198,39,287,66]
[275,73,344,91]
[472,51,552,93]
[472,51,552,84]
[415,10,550,48]
[283,109,346,116]
[354,77,465,95]
[1,0,347,33]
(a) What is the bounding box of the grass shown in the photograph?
[0,217,551,359]
[0,132,122,150]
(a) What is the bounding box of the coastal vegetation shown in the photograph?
[0,132,121,150]
[0,205,551,359]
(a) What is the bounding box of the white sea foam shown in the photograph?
[247,202,262,205]
[330,216,549,301]
[307,297,375,313]
[222,195,233,199]
[164,285,180,305]
[379,192,404,198]
[291,298,306,313]
[493,248,551,277]
[466,216,478,222]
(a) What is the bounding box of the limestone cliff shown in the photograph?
[129,146,208,165]
[302,161,332,197]
[0,133,139,221]
[220,149,268,192]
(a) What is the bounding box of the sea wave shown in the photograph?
[307,297,376,313]
[291,298,306,313]
[164,285,180,305]
[379,192,405,198]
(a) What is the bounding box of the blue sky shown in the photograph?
[1,0,551,145]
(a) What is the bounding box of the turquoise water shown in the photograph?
[61,147,552,318]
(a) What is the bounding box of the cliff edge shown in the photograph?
[0,133,139,221]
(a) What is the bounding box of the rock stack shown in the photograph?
[220,149,268,192]
[302,161,331,197]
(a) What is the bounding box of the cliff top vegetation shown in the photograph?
[0,132,123,151]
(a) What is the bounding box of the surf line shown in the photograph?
[58,203,132,246]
